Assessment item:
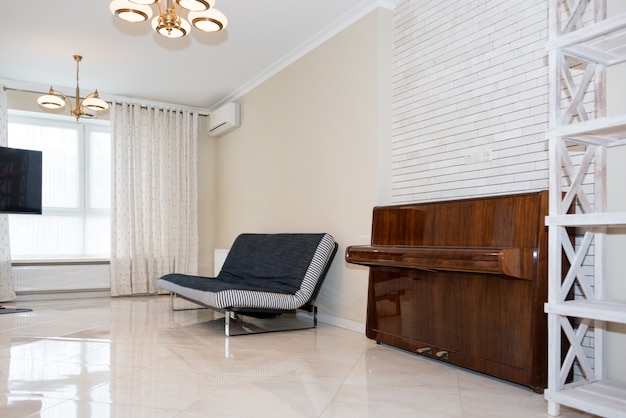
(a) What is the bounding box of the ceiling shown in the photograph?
[0,0,380,111]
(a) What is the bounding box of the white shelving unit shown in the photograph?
[545,1,626,417]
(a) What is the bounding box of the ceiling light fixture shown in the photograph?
[37,55,109,121]
[110,0,228,39]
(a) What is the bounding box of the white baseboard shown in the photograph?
[317,312,365,334]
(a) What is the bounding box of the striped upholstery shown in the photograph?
[157,233,336,311]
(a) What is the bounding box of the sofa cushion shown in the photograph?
[218,233,325,294]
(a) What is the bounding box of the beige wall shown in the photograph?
[203,8,392,329]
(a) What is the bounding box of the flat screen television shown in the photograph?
[0,146,42,214]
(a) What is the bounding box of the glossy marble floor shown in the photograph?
[0,296,597,418]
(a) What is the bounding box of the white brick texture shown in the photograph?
[391,0,549,203]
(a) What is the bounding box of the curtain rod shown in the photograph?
[2,85,210,116]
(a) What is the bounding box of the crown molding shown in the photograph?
[379,0,401,10]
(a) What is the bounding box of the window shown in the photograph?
[7,112,111,260]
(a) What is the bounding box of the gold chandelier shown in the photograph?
[37,55,109,121]
[110,0,228,39]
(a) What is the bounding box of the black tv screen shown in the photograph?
[0,146,42,214]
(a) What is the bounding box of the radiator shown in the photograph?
[214,249,229,276]
[12,263,110,293]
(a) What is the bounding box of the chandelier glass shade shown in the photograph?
[37,55,109,121]
[110,0,227,39]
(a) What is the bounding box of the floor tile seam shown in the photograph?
[450,369,547,418]
[29,398,181,418]
[207,374,346,390]
[0,319,72,332]
[75,388,193,412]
[98,366,227,389]
[23,335,113,344]
[145,363,248,379]
[6,353,91,364]
[457,386,543,400]
[254,354,368,367]
[178,379,337,418]
[21,323,113,339]
[143,356,349,385]
[85,382,214,413]
[317,344,369,417]
[208,372,352,387]
[337,381,470,394]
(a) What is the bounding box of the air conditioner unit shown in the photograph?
[208,102,240,137]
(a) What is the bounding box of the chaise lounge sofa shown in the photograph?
[157,233,337,336]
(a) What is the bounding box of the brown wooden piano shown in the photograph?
[346,191,549,392]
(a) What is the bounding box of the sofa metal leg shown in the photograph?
[222,308,318,336]
[224,311,240,337]
[169,293,207,312]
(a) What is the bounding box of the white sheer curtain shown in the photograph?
[110,102,198,296]
[0,86,16,302]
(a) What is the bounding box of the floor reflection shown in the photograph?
[0,296,597,417]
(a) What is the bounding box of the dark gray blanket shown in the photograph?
[160,233,326,295]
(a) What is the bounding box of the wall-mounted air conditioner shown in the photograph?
[208,102,240,137]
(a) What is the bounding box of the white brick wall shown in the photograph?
[391,0,549,203]
[391,0,601,381]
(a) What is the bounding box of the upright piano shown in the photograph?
[346,191,549,392]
